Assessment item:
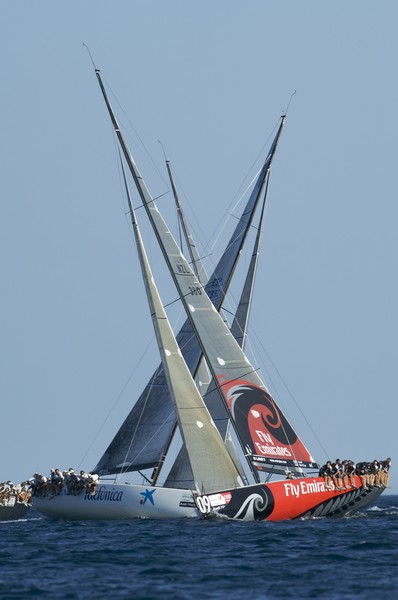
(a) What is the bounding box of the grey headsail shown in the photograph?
[92,68,285,477]
[123,156,243,494]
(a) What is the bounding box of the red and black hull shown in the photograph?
[195,476,384,521]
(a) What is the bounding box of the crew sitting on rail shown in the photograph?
[49,468,64,494]
[318,458,391,491]
[28,473,47,496]
[329,461,340,489]
[345,460,357,488]
[0,481,31,505]
[334,459,346,490]
[29,468,99,497]
[79,470,98,493]
[319,461,333,490]
[380,458,392,487]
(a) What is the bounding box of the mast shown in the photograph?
[165,159,206,284]
[230,174,270,347]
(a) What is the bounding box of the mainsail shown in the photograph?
[123,158,243,494]
[114,110,317,475]
[93,68,284,477]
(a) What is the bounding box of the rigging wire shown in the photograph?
[158,139,184,252]
[86,51,284,308]
[105,79,170,191]
[77,335,156,471]
[223,242,330,463]
[77,132,167,474]
[192,116,283,286]
[84,45,170,195]
[78,145,187,478]
[230,301,330,463]
[213,193,312,474]
[284,90,297,116]
[217,174,329,465]
[84,49,285,294]
[83,42,96,70]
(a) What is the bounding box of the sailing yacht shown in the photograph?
[33,67,386,521]
[0,499,30,522]
[32,72,281,520]
[95,68,386,520]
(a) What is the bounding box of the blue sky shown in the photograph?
[1,1,397,493]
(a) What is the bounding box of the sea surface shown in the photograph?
[1,495,397,600]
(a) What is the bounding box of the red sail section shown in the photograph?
[218,377,318,472]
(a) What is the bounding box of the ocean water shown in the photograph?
[1,495,397,600]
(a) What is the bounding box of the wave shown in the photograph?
[0,516,43,525]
